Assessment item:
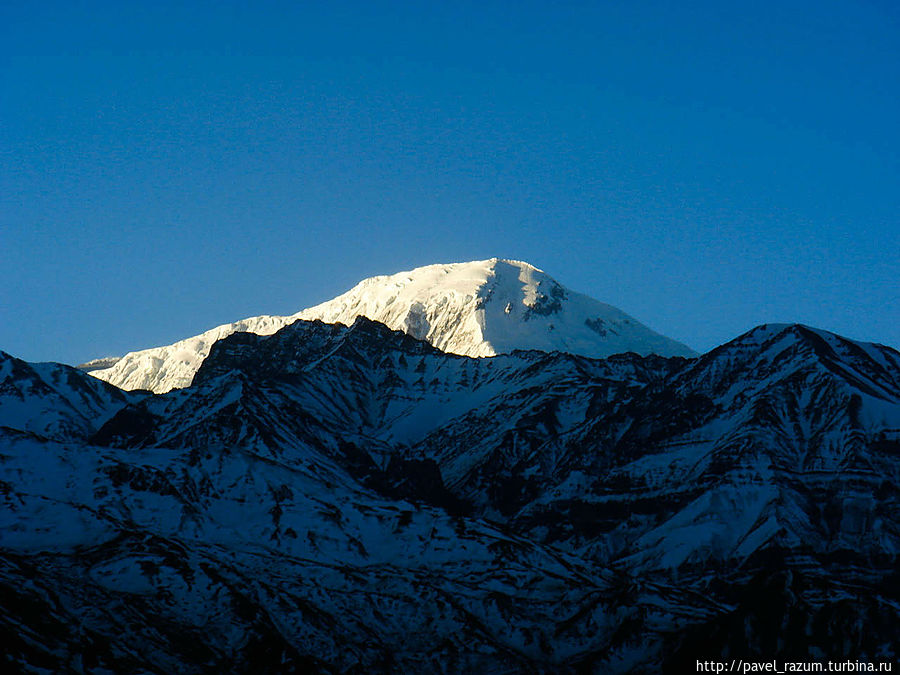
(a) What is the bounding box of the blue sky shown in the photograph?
[2,1,898,364]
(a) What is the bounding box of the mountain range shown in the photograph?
[2,260,899,673]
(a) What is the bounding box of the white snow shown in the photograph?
[89,259,695,393]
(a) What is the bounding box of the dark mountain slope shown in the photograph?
[2,319,898,672]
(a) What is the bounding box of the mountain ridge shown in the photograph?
[85,258,695,393]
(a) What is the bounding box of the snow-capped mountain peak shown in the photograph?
[298,258,693,358]
[87,258,695,393]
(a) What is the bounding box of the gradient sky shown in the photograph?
[2,0,898,365]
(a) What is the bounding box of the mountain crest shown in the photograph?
[87,259,695,393]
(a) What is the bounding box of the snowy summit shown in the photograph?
[88,258,695,393]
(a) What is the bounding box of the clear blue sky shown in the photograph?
[2,1,898,364]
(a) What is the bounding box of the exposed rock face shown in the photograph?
[1,321,898,672]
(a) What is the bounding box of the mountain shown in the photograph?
[87,259,695,393]
[0,350,143,442]
[2,319,898,672]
